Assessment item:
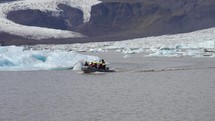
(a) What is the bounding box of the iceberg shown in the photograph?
[0,46,99,71]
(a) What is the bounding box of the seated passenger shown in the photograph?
[99,59,106,69]
[84,61,89,66]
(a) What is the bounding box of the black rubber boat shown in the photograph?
[81,66,116,73]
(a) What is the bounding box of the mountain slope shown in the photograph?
[1,0,215,45]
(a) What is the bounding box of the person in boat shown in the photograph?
[84,61,89,66]
[89,61,98,68]
[89,62,94,67]
[99,59,106,69]
[93,61,98,68]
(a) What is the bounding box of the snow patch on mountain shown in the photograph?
[0,0,100,39]
[0,0,100,21]
[0,17,84,39]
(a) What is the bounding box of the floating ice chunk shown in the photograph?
[0,46,99,71]
[73,61,84,71]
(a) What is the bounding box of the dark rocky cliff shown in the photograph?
[0,0,16,3]
[78,2,168,38]
[78,0,215,39]
[7,9,68,30]
[58,4,84,30]
[7,4,84,30]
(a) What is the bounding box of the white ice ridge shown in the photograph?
[0,46,99,71]
[0,0,100,39]
[31,27,215,57]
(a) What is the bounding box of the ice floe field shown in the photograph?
[31,27,215,57]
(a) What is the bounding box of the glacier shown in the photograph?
[0,0,100,39]
[0,46,99,71]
